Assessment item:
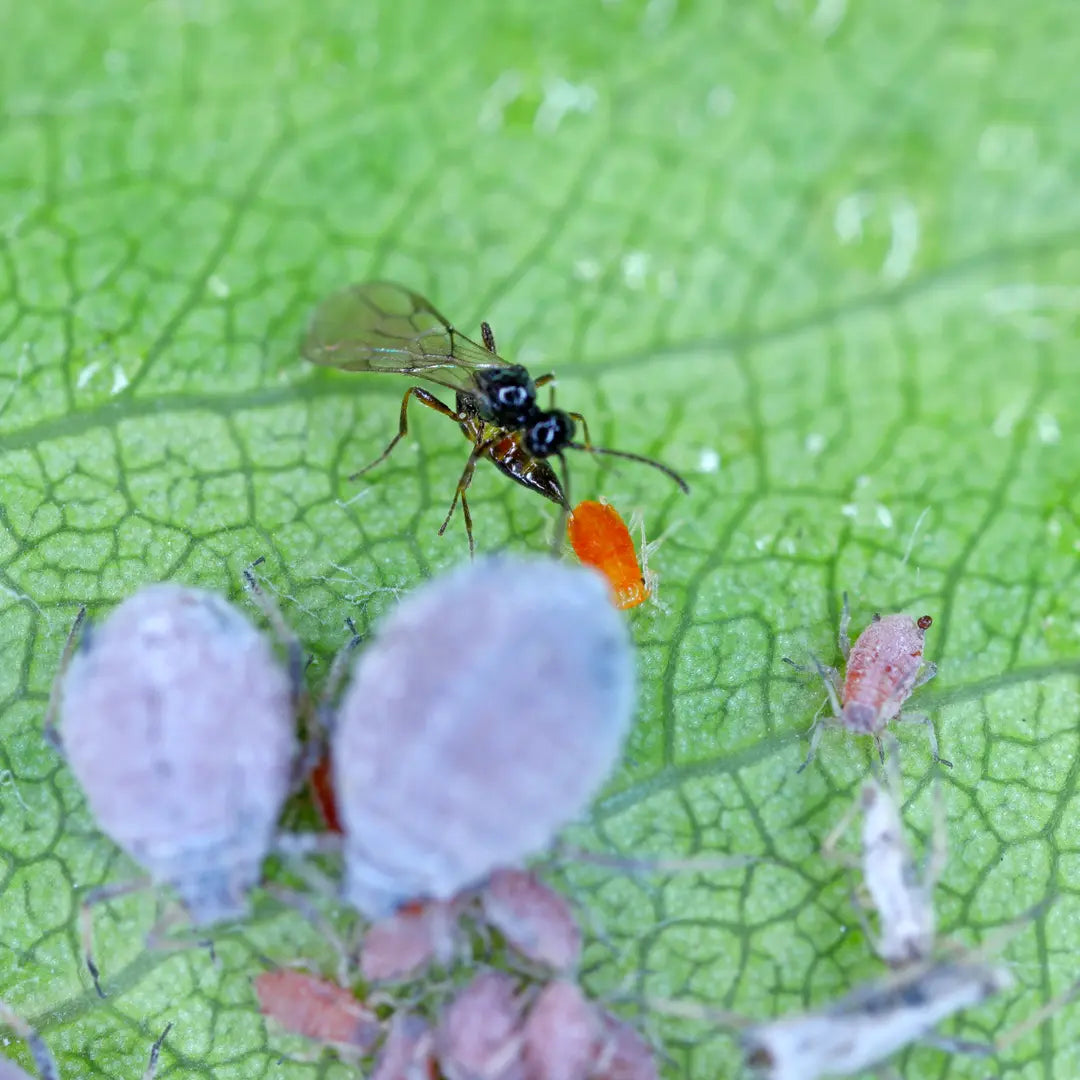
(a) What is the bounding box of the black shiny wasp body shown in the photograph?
[302,281,687,553]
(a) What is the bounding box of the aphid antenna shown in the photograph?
[261,884,354,986]
[241,561,306,709]
[638,994,750,1034]
[567,442,690,494]
[143,909,218,971]
[79,875,153,997]
[41,605,87,753]
[0,1001,60,1080]
[994,975,1080,1053]
[144,1023,173,1080]
[552,842,758,878]
[294,618,364,786]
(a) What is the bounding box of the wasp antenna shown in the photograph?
[568,443,689,493]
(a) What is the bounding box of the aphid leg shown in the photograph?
[796,699,830,774]
[995,976,1080,1053]
[80,876,152,997]
[838,592,852,661]
[42,605,87,753]
[898,711,952,768]
[295,617,362,794]
[263,884,354,987]
[820,793,863,871]
[438,438,495,557]
[311,616,362,743]
[348,387,458,482]
[781,656,841,689]
[272,832,348,917]
[925,763,948,893]
[916,1032,994,1056]
[242,561,305,711]
[913,659,938,690]
[0,1000,61,1080]
[143,1022,173,1080]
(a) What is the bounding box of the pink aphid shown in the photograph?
[593,1014,660,1080]
[371,1014,436,1080]
[784,594,945,770]
[521,981,602,1080]
[482,869,583,973]
[435,971,526,1080]
[254,970,381,1057]
[360,898,464,983]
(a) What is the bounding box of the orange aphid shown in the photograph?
[567,500,654,610]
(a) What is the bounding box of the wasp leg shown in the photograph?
[438,438,496,557]
[534,372,557,408]
[566,410,593,448]
[348,387,457,482]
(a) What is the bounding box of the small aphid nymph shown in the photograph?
[784,593,945,769]
[567,500,658,611]
[254,969,381,1058]
[332,557,635,918]
[823,749,943,967]
[741,960,1012,1080]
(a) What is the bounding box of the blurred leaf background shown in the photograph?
[1,0,1079,1077]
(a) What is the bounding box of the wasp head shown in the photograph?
[524,410,575,457]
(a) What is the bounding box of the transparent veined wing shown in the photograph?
[302,281,509,394]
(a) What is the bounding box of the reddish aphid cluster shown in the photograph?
[256,868,658,1080]
[262,970,656,1080]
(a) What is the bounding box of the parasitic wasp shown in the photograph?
[302,281,688,554]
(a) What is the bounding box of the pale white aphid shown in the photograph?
[823,751,944,967]
[740,960,1012,1080]
[44,577,298,992]
[0,1003,169,1080]
[333,557,635,918]
[783,593,944,770]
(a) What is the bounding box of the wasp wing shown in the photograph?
[302,281,507,394]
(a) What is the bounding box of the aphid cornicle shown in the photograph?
[302,281,689,554]
[44,581,298,993]
[783,593,945,769]
[332,556,635,919]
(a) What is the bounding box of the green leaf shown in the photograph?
[2,1,1078,1077]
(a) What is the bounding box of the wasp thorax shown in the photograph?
[475,365,537,426]
[525,410,575,457]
